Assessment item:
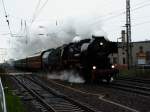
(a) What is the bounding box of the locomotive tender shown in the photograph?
[14,35,118,83]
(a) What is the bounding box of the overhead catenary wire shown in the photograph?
[101,0,150,20]
[133,20,150,27]
[1,0,150,39]
[1,0,12,36]
[132,0,150,8]
[2,0,149,30]
[90,0,150,26]
[88,0,150,35]
[31,0,42,23]
[31,0,49,26]
[103,18,150,33]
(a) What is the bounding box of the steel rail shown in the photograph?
[25,76,98,112]
[118,78,150,84]
[13,76,56,112]
[110,82,150,96]
[13,75,97,112]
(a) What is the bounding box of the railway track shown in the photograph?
[110,80,150,96]
[12,75,98,112]
[30,76,140,112]
[118,78,150,84]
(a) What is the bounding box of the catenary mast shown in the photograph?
[126,0,132,69]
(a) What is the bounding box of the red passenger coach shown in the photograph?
[26,54,42,70]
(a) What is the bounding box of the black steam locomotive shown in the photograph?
[14,35,118,83]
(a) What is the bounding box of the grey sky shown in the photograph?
[0,0,150,61]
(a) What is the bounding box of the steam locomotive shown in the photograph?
[14,35,118,83]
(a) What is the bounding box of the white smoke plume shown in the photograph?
[9,14,107,60]
[47,70,85,83]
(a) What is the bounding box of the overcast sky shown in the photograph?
[0,0,150,61]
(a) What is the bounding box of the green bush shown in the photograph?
[5,90,26,112]
[118,69,150,78]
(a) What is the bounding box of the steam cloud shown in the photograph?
[47,70,85,83]
[8,14,107,60]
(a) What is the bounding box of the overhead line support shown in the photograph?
[126,0,132,69]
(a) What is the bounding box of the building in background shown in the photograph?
[132,41,150,68]
[109,40,150,69]
[109,31,150,69]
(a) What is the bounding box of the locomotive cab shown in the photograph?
[81,36,118,83]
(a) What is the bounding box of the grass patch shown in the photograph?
[5,90,26,112]
[118,69,150,78]
[2,76,27,112]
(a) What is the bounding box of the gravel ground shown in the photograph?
[32,75,150,112]
[114,79,150,88]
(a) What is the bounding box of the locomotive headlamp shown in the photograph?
[100,42,103,46]
[93,66,96,70]
[111,65,115,69]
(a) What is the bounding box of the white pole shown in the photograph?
[0,77,7,112]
